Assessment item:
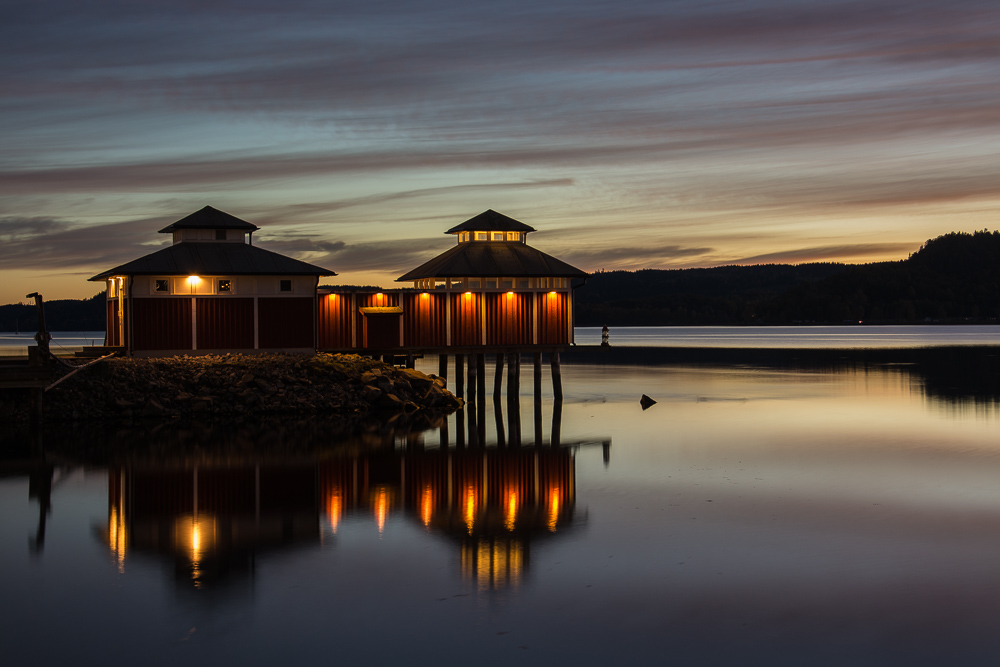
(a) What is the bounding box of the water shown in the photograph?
[576,324,1000,348]
[0,331,104,357]
[2,339,1000,664]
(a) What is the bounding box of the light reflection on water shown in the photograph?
[2,348,1000,665]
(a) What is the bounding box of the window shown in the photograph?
[517,278,529,288]
[501,279,513,289]
[279,279,292,292]
[492,232,504,241]
[468,279,481,288]
[485,279,497,289]
[154,279,169,293]
[475,232,488,241]
[218,279,232,293]
[459,232,470,242]
[215,229,227,240]
[507,232,521,241]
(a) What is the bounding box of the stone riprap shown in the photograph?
[14,353,461,421]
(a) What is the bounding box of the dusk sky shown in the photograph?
[3,0,999,304]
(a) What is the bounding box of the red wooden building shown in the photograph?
[91,206,336,356]
[317,209,587,352]
[93,207,586,361]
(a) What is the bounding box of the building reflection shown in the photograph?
[99,400,608,593]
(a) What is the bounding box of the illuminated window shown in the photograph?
[506,232,520,241]
[154,279,169,293]
[279,279,292,292]
[492,232,504,241]
[475,232,488,241]
[218,279,231,293]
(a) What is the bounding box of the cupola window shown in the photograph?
[475,232,488,241]
[491,232,504,241]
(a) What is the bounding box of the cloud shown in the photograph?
[731,242,917,265]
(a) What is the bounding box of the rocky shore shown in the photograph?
[3,353,461,422]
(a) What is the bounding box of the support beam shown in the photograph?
[493,352,505,399]
[467,355,477,405]
[455,353,465,399]
[551,352,563,401]
[438,354,448,389]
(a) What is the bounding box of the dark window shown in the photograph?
[218,279,231,292]
[154,279,169,292]
[215,229,227,240]
[279,279,292,292]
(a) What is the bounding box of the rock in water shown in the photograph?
[639,394,657,410]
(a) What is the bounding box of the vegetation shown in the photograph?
[0,292,107,332]
[577,231,1000,325]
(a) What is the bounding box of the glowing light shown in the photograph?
[506,291,514,298]
[187,275,200,285]
[421,292,429,299]
[464,486,478,535]
[464,291,472,297]
[548,291,557,296]
[373,486,390,535]
[420,486,434,527]
[504,490,518,531]
[548,487,561,532]
[328,489,342,534]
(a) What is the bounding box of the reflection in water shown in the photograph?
[90,397,600,592]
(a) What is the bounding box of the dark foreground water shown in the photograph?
[2,345,1000,666]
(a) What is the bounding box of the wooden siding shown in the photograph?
[537,291,570,345]
[450,292,483,346]
[106,299,122,347]
[364,314,401,349]
[403,292,447,347]
[318,293,353,349]
[486,292,532,346]
[196,298,254,350]
[133,298,192,351]
[258,297,315,349]
[355,293,399,348]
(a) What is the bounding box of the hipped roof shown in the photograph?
[90,242,335,281]
[444,210,536,234]
[397,242,586,281]
[157,206,260,233]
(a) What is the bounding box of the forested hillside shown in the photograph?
[577,231,1000,325]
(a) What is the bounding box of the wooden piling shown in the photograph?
[467,355,477,404]
[493,352,505,399]
[476,354,486,404]
[455,353,465,399]
[438,354,448,388]
[551,352,563,401]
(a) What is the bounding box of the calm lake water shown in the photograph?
[2,334,1000,665]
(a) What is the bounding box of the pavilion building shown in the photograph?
[90,206,336,356]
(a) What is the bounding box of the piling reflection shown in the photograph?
[91,397,605,594]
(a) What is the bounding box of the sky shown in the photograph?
[2,0,1000,304]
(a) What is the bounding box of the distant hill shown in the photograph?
[577,231,1000,326]
[0,292,107,332]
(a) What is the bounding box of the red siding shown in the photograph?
[403,292,447,347]
[106,299,122,347]
[318,293,353,349]
[450,292,482,346]
[537,291,570,345]
[196,298,254,349]
[485,292,533,346]
[258,297,315,349]
[133,298,192,351]
[355,292,399,346]
[364,314,401,349]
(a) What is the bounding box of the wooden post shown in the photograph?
[507,351,518,404]
[406,353,415,369]
[455,353,465,399]
[467,355,477,405]
[438,354,448,388]
[533,352,542,398]
[551,398,563,448]
[456,405,466,448]
[494,397,506,447]
[476,354,486,404]
[493,352,505,399]
[551,352,563,401]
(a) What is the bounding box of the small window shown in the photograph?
[475,232,488,241]
[218,279,232,293]
[154,279,169,293]
[468,279,481,288]
[215,229,227,240]
[517,278,529,288]
[279,279,292,292]
[491,232,504,241]
[501,279,513,289]
[506,232,520,241]
[485,279,497,289]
